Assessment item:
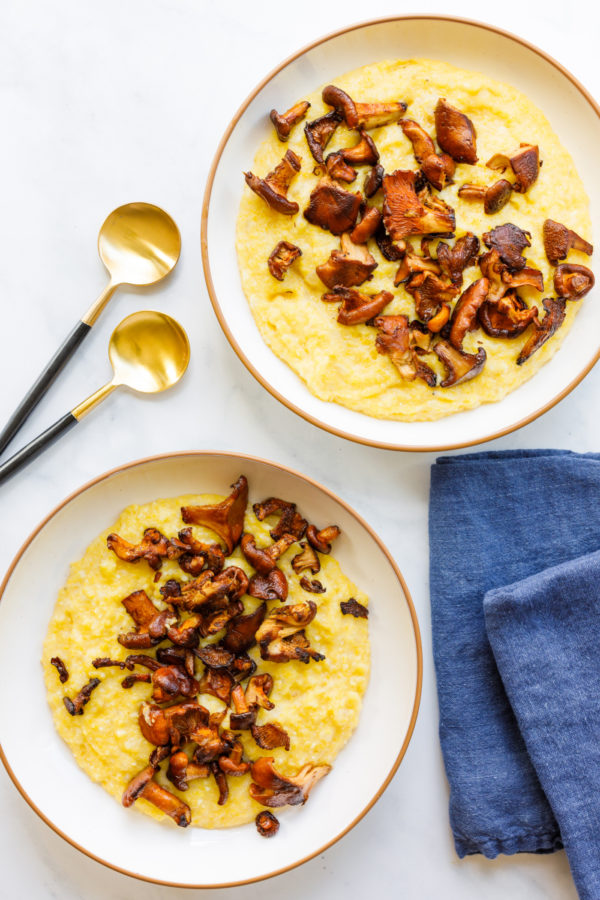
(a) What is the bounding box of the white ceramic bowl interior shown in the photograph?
[0,453,420,887]
[204,16,600,450]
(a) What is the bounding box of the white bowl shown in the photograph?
[202,15,600,451]
[0,452,421,887]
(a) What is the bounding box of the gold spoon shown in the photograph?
[0,202,181,455]
[0,311,190,485]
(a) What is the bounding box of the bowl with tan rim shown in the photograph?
[202,16,600,451]
[0,451,421,887]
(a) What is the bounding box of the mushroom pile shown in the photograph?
[51,476,349,837]
[244,86,594,389]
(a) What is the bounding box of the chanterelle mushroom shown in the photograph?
[479,249,543,303]
[248,569,289,602]
[478,291,538,339]
[256,601,324,663]
[517,298,566,365]
[256,810,280,838]
[543,219,594,266]
[107,527,171,570]
[241,533,296,575]
[322,286,392,325]
[253,497,307,540]
[249,757,331,807]
[63,677,100,716]
[436,233,480,284]
[316,233,377,289]
[304,178,362,235]
[382,170,455,241]
[373,315,437,386]
[122,765,191,827]
[458,179,512,215]
[181,476,247,554]
[448,277,490,349]
[223,602,267,654]
[487,144,540,193]
[350,206,382,244]
[321,84,407,130]
[404,272,459,323]
[434,340,486,387]
[434,98,477,164]
[400,119,455,190]
[270,100,310,141]
[244,150,301,215]
[554,264,595,301]
[483,223,531,271]
[306,524,340,554]
[268,241,302,281]
[304,110,342,166]
[138,700,209,746]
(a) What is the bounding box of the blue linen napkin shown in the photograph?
[484,551,600,900]
[429,450,600,889]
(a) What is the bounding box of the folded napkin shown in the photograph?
[429,449,600,899]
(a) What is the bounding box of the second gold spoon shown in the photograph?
[0,311,190,486]
[0,202,181,456]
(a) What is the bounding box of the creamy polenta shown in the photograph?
[43,493,369,829]
[236,58,593,421]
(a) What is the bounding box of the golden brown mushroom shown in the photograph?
[138,700,209,746]
[197,667,234,705]
[373,314,437,386]
[245,674,275,710]
[306,524,341,554]
[151,665,200,703]
[304,110,342,165]
[487,144,540,193]
[251,723,291,751]
[322,286,392,325]
[241,533,296,575]
[229,683,257,730]
[400,119,455,190]
[482,223,531,271]
[316,233,378,289]
[554,263,594,300]
[340,598,369,618]
[436,233,480,284]
[434,98,477,164]
[434,340,486,387]
[256,602,324,663]
[173,567,249,611]
[304,178,362,235]
[350,206,383,244]
[107,527,171,570]
[339,130,380,165]
[167,750,210,791]
[223,602,267,654]
[268,241,302,281]
[248,569,289,602]
[543,219,593,266]
[270,100,311,141]
[517,298,566,364]
[479,249,543,303]
[291,542,320,575]
[373,220,405,261]
[394,250,441,286]
[63,677,100,716]
[448,277,490,349]
[478,292,538,339]
[118,590,177,650]
[364,163,384,198]
[249,757,331,807]
[405,272,459,323]
[325,151,356,183]
[218,741,250,777]
[181,476,247,555]
[50,656,69,683]
[193,645,235,669]
[458,179,512,215]
[256,810,280,837]
[122,765,191,827]
[321,84,407,130]
[253,497,307,541]
[244,150,302,215]
[382,170,455,241]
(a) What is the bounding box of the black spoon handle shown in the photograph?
[0,319,91,456]
[0,412,78,486]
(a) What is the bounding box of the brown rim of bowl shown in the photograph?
[201,14,600,453]
[0,450,422,888]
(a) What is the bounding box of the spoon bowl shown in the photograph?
[109,311,190,393]
[98,202,181,287]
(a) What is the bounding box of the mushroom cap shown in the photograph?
[434,98,478,164]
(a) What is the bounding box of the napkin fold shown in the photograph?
[429,449,600,898]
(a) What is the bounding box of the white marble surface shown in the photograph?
[0,0,596,896]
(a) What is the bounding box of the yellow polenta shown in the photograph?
[236,58,592,421]
[43,494,369,828]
